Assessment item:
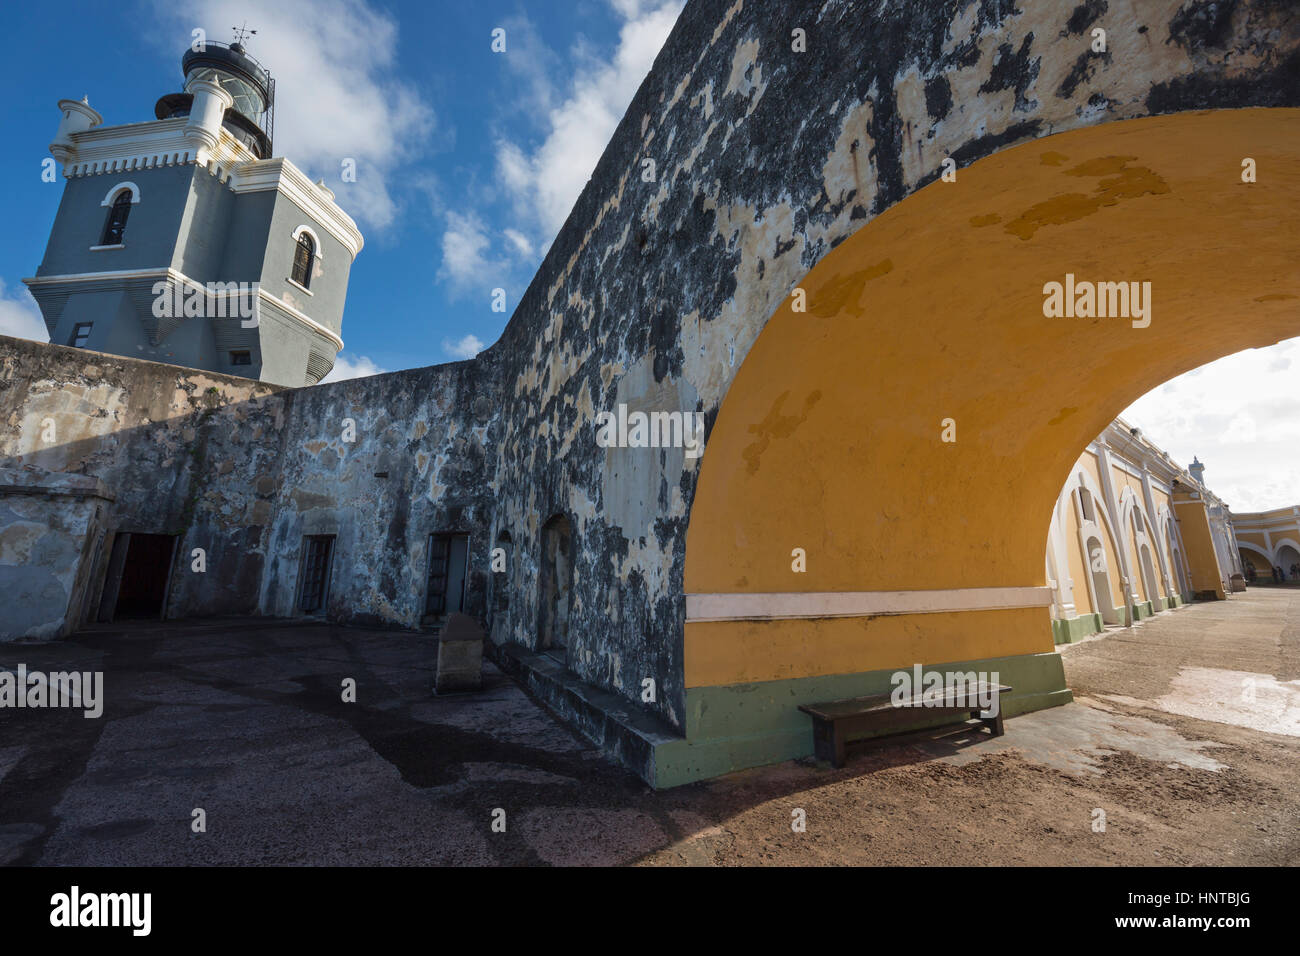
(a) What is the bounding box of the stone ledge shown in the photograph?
[489,641,684,787]
[0,467,114,501]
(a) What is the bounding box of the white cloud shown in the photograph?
[497,141,532,195]
[495,1,683,242]
[1121,336,1300,512]
[436,214,537,301]
[503,228,534,258]
[442,334,485,360]
[495,15,562,120]
[1221,411,1257,445]
[438,212,501,291]
[152,0,434,231]
[0,280,48,342]
[320,352,386,383]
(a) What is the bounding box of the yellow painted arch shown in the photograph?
[684,108,1300,688]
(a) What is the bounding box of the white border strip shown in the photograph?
[23,267,344,351]
[686,587,1053,622]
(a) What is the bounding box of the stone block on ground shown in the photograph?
[436,612,484,693]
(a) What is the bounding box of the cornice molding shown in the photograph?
[231,158,364,259]
[59,118,256,182]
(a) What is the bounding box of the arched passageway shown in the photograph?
[1239,543,1272,580]
[681,108,1300,769]
[1278,544,1300,580]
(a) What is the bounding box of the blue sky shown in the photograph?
[0,0,1295,511]
[0,0,684,376]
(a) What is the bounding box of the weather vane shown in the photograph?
[232,22,257,45]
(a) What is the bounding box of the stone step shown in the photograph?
[487,641,683,786]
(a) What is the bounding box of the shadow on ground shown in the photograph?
[2,589,1297,866]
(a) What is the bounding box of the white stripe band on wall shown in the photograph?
[685,587,1054,623]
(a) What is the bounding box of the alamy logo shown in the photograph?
[0,664,103,718]
[595,404,705,459]
[1042,273,1151,328]
[890,665,1002,716]
[152,279,260,328]
[50,886,150,936]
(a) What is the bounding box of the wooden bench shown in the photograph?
[799,681,1012,768]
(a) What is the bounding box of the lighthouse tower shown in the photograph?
[24,35,362,386]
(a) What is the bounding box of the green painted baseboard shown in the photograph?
[1052,612,1103,644]
[1131,600,1155,621]
[651,650,1072,789]
[1061,597,1179,634]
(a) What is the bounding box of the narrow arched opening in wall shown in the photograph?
[1278,544,1300,582]
[1109,486,1167,622]
[681,109,1300,762]
[1062,474,1129,631]
[538,513,573,663]
[1157,509,1190,601]
[1138,544,1160,611]
[1083,530,1121,627]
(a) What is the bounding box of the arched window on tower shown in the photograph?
[100,192,132,246]
[292,232,315,289]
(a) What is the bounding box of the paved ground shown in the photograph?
[1,587,1297,866]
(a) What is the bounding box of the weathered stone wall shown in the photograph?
[0,470,112,639]
[1,337,282,624]
[255,353,501,627]
[480,0,1299,731]
[0,335,498,636]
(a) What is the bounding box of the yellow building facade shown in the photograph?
[1233,506,1300,583]
[1047,421,1244,643]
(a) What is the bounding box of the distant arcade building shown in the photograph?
[24,37,362,387]
[1233,505,1300,582]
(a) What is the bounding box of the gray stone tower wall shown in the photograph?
[31,163,354,386]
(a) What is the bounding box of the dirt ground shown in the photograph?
[1,587,1296,866]
[639,585,1300,866]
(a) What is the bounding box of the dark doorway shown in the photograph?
[425,533,469,620]
[298,535,335,614]
[112,533,177,619]
[538,514,572,657]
